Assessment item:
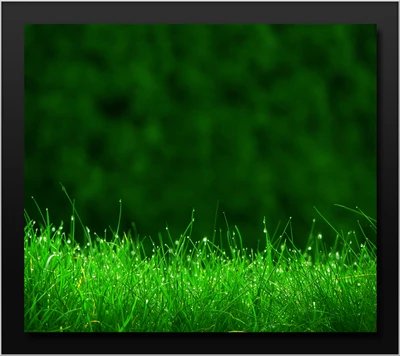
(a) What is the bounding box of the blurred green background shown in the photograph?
[24,24,376,250]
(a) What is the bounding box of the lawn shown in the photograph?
[24,190,376,332]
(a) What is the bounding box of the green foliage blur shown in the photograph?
[24,24,376,249]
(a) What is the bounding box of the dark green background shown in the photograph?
[24,24,376,250]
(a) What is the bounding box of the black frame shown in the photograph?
[3,2,398,354]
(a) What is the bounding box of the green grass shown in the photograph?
[24,191,377,332]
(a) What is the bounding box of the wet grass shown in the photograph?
[24,189,376,332]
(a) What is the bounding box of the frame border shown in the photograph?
[2,2,398,354]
